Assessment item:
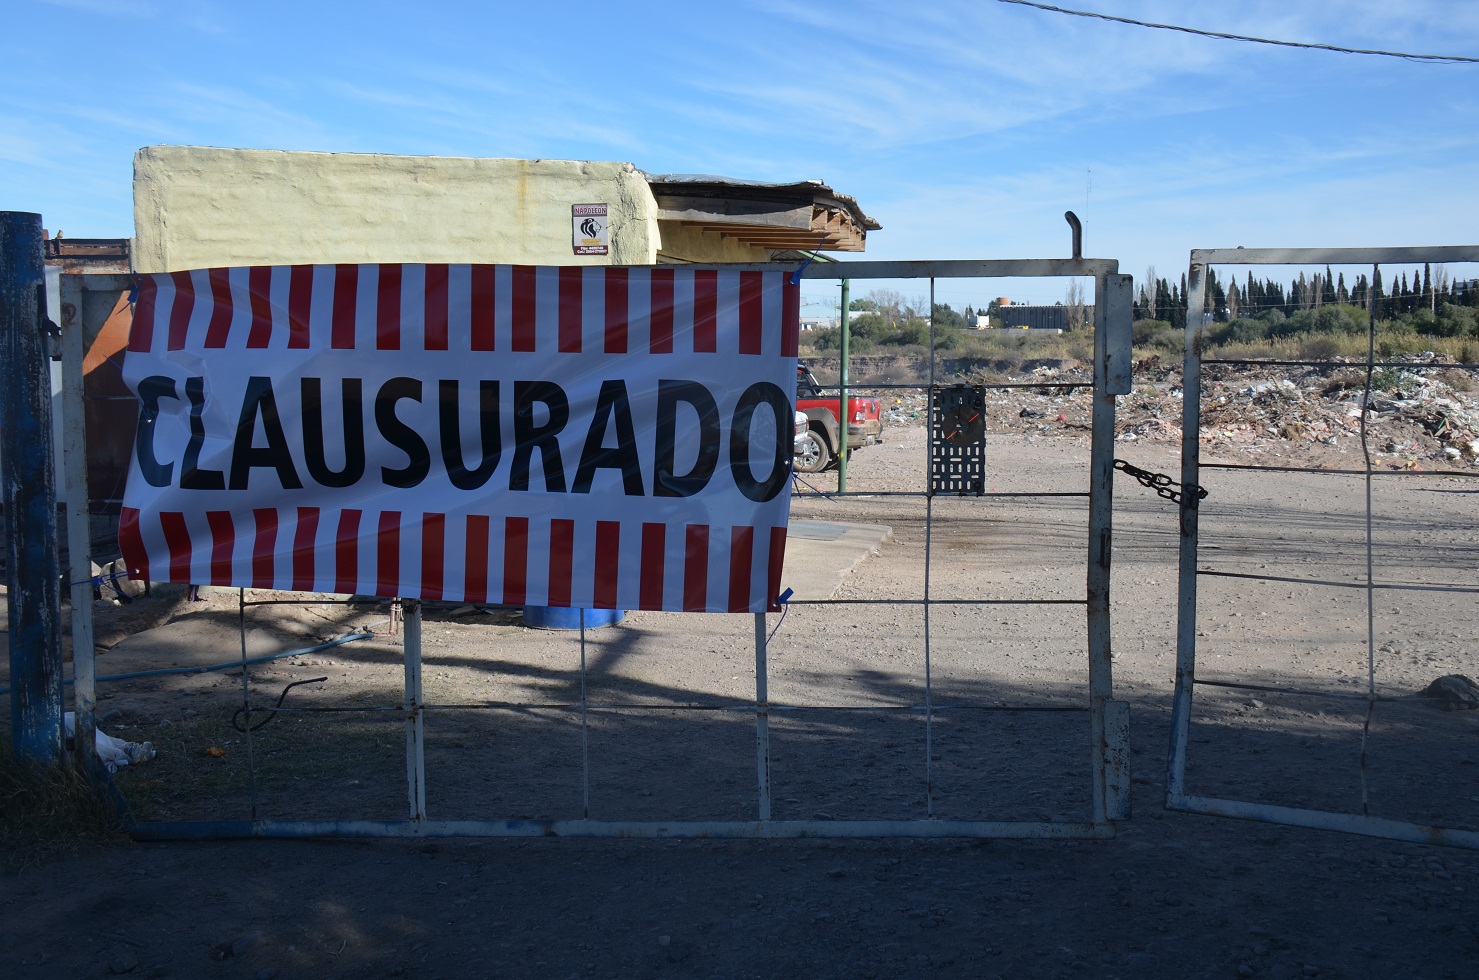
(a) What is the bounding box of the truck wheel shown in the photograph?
[793,426,831,474]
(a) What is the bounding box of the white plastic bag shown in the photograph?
[63,712,156,773]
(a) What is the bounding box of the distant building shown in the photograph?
[799,299,840,332]
[999,304,1070,331]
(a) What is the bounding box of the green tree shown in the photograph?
[1155,278,1175,330]
[849,312,888,341]
[931,303,965,329]
[1437,303,1477,337]
[891,320,932,346]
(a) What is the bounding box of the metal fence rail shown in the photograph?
[1169,244,1479,849]
[57,258,1135,841]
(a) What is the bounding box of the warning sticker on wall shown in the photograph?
[572,203,609,255]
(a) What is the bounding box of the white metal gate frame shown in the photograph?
[1170,245,1479,849]
[58,258,1135,842]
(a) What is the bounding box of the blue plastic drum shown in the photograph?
[521,606,626,630]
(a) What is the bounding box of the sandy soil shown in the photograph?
[4,408,1479,980]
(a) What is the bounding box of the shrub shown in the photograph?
[1438,304,1478,338]
[1132,319,1174,346]
[1229,319,1271,344]
[1299,334,1341,361]
[889,321,931,347]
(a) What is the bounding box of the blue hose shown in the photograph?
[0,631,373,696]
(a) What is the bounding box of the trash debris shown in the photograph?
[63,712,156,773]
[869,352,1479,469]
[1419,674,1479,710]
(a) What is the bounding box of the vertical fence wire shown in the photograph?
[1358,264,1380,815]
[579,610,591,819]
[755,611,770,821]
[923,277,938,816]
[237,588,260,819]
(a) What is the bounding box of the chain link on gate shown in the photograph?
[1113,458,1207,506]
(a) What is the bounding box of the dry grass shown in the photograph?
[0,737,130,872]
[1211,330,1479,364]
[121,694,405,823]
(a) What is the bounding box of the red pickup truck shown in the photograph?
[794,363,883,473]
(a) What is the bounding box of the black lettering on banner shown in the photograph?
[652,380,720,498]
[230,377,304,491]
[573,379,642,495]
[376,377,430,489]
[728,381,789,503]
[180,376,225,490]
[134,375,178,488]
[439,379,502,491]
[302,377,367,488]
[511,380,568,492]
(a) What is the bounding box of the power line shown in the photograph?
[996,0,1479,64]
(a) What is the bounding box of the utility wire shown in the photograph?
[997,0,1479,64]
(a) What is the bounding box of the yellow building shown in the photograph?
[132,146,878,273]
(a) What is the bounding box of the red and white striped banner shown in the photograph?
[120,264,800,612]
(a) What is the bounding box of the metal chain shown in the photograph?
[1113,458,1208,506]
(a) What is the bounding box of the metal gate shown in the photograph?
[55,256,1136,841]
[1169,245,1479,848]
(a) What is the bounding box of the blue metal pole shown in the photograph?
[1,211,64,766]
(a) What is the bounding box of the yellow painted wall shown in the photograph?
[655,221,770,264]
[132,147,662,273]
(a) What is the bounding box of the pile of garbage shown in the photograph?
[871,353,1479,469]
[1192,354,1479,468]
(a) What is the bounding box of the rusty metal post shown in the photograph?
[2,212,64,766]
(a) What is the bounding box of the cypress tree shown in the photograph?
[1206,268,1227,321]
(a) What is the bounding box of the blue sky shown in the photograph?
[4,0,1477,306]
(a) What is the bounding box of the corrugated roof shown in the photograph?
[643,172,879,253]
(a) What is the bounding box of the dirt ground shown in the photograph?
[4,398,1479,980]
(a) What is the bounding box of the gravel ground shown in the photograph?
[4,383,1479,980]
